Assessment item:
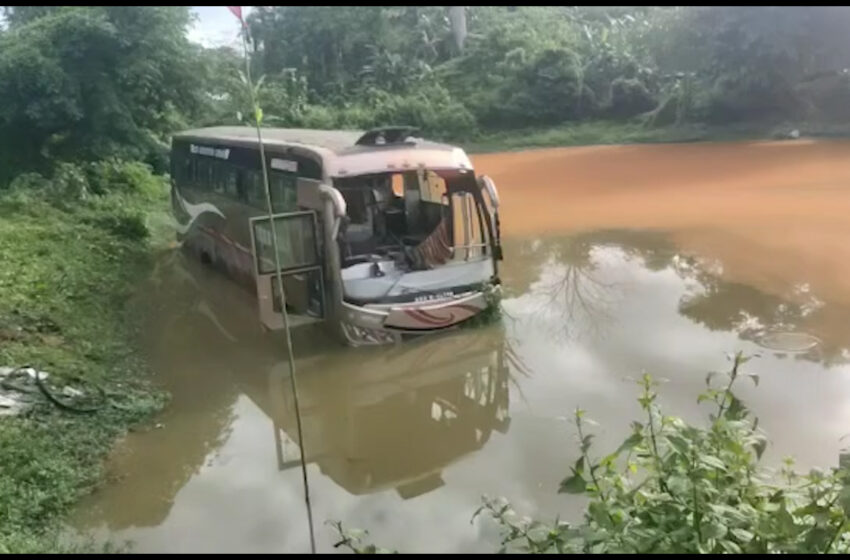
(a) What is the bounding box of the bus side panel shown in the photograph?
[170,137,326,297]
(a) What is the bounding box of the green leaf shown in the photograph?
[574,456,585,475]
[719,540,742,553]
[731,528,754,543]
[614,432,642,456]
[804,526,831,550]
[581,434,594,454]
[667,434,690,456]
[776,505,798,534]
[725,394,747,419]
[704,521,728,539]
[559,472,587,494]
[700,455,727,470]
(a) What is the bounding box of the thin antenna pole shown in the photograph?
[239,27,317,555]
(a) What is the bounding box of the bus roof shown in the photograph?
[173,126,458,155]
[173,126,473,177]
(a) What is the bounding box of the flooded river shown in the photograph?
[68,139,850,552]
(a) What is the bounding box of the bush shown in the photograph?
[607,77,657,119]
[53,162,92,201]
[297,105,339,130]
[334,352,850,554]
[500,47,585,126]
[84,158,163,198]
[6,172,51,193]
[1,158,164,241]
[83,211,149,241]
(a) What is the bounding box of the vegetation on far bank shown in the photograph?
[463,119,850,154]
[2,7,850,184]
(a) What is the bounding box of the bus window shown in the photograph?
[419,169,447,204]
[183,155,193,185]
[196,159,214,191]
[223,165,238,198]
[270,171,297,213]
[243,170,261,206]
[391,173,404,197]
[253,213,318,273]
[211,161,226,195]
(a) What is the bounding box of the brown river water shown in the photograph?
[66,139,850,552]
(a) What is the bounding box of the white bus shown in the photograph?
[170,126,502,346]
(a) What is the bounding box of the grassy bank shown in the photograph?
[462,120,850,154]
[0,171,170,552]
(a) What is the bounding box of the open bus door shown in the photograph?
[477,175,502,262]
[249,211,326,331]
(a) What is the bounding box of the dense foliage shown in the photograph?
[0,6,205,184]
[334,353,850,553]
[2,6,849,184]
[230,6,850,136]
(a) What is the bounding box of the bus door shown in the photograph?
[249,211,326,330]
[477,175,503,262]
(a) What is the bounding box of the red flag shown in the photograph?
[227,6,246,26]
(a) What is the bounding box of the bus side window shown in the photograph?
[182,154,193,185]
[236,169,247,202]
[270,171,297,212]
[186,156,196,187]
[212,161,226,195]
[195,159,209,191]
[245,170,264,206]
[224,164,238,199]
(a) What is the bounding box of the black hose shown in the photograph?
[34,370,107,414]
[4,365,130,414]
[4,365,107,414]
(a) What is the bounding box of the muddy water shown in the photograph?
[68,140,850,553]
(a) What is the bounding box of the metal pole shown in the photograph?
[239,28,317,555]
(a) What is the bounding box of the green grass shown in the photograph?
[0,187,170,552]
[461,120,850,154]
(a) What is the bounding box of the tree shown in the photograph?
[0,6,205,182]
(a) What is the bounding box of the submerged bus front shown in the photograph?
[325,144,502,345]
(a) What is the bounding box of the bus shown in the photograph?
[169,125,502,346]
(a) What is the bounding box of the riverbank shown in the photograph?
[462,120,850,154]
[0,175,171,552]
